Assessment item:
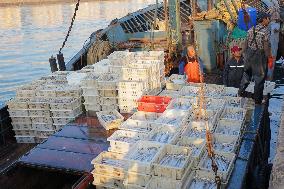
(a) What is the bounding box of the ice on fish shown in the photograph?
[187,177,216,189]
[130,147,158,162]
[159,153,187,168]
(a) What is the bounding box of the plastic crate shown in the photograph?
[119,105,137,114]
[101,105,119,111]
[97,73,119,90]
[52,117,74,125]
[51,106,82,118]
[215,119,243,136]
[153,144,192,180]
[99,90,117,97]
[146,163,191,189]
[81,74,100,87]
[91,151,127,179]
[30,117,53,124]
[123,172,151,188]
[84,95,100,104]
[226,97,247,108]
[16,85,37,98]
[181,121,214,139]
[11,117,31,124]
[187,109,219,128]
[50,98,81,110]
[118,98,138,106]
[129,111,161,122]
[35,130,55,138]
[159,90,179,98]
[100,97,117,106]
[15,136,36,143]
[92,172,125,189]
[212,133,238,153]
[119,119,153,133]
[82,87,99,96]
[183,170,225,189]
[9,110,29,117]
[137,96,171,113]
[166,97,196,111]
[195,98,225,111]
[146,125,179,144]
[96,110,124,130]
[28,98,50,110]
[31,123,54,131]
[29,109,51,117]
[126,141,163,174]
[223,87,238,97]
[165,74,186,91]
[108,130,147,154]
[12,123,32,130]
[118,90,145,99]
[203,84,224,98]
[121,67,150,81]
[84,103,101,112]
[179,86,200,97]
[7,99,29,109]
[220,107,247,121]
[198,151,236,182]
[13,129,34,136]
[175,137,206,167]
[155,109,188,128]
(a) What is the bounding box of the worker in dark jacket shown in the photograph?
[223,46,244,88]
[239,12,272,105]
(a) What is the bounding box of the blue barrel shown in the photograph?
[238,7,257,31]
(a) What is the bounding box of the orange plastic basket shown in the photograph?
[137,96,172,113]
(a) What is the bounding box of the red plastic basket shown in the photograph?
[137,95,172,113]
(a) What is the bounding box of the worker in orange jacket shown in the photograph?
[179,46,204,83]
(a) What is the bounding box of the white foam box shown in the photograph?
[92,171,125,189]
[225,97,247,108]
[198,151,236,182]
[83,95,100,105]
[146,124,180,144]
[155,109,188,128]
[52,117,74,125]
[31,117,53,124]
[15,135,36,143]
[129,111,161,122]
[50,98,81,110]
[100,97,117,106]
[159,90,180,98]
[11,117,31,124]
[179,86,200,97]
[146,161,191,189]
[181,121,214,139]
[123,172,151,188]
[82,87,99,96]
[29,109,51,117]
[212,133,239,153]
[165,74,187,91]
[12,123,32,130]
[174,137,206,167]
[119,119,153,133]
[7,98,29,109]
[220,107,247,122]
[84,103,101,112]
[13,129,34,136]
[99,90,117,97]
[125,141,163,175]
[96,110,124,130]
[97,73,119,90]
[108,130,147,153]
[166,97,196,111]
[215,119,243,136]
[153,144,192,180]
[28,98,50,110]
[31,123,54,131]
[35,130,55,138]
[183,170,226,189]
[91,151,127,179]
[8,109,29,117]
[51,106,82,118]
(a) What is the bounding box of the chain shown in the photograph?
[59,0,81,54]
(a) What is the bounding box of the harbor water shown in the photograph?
[0,0,156,106]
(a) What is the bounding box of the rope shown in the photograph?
[59,0,81,54]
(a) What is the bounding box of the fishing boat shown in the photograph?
[0,0,282,189]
